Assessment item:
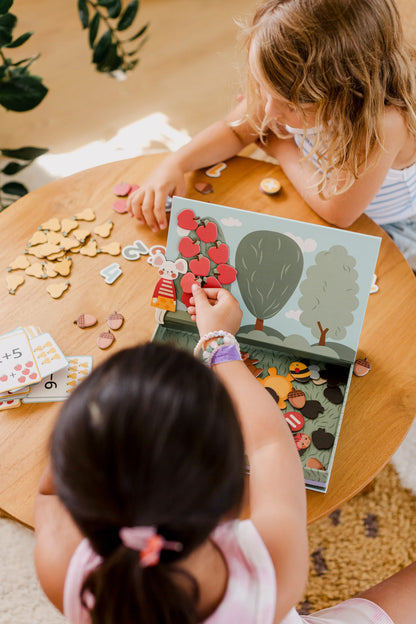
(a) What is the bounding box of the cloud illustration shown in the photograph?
[221,217,242,227]
[285,232,317,252]
[285,309,301,321]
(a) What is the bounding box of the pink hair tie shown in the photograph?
[119,526,182,567]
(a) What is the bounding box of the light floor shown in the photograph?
[2,0,415,157]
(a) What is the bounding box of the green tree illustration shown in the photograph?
[298,245,359,346]
[235,230,303,331]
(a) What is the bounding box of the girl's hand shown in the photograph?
[187,284,242,337]
[126,159,187,232]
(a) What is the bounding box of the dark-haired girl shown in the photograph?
[35,284,415,623]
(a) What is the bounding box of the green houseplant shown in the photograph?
[0,0,148,209]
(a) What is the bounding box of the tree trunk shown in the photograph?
[317,321,329,346]
[255,318,264,332]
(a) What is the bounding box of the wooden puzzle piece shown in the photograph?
[74,314,98,328]
[112,199,128,214]
[46,231,66,246]
[27,242,62,259]
[53,257,72,276]
[40,217,60,232]
[94,220,113,238]
[61,218,79,236]
[107,311,124,330]
[74,208,96,221]
[59,237,81,252]
[72,228,91,243]
[46,280,70,299]
[97,331,115,349]
[259,177,282,195]
[7,273,25,294]
[205,162,227,178]
[100,263,122,284]
[353,358,371,377]
[80,240,98,257]
[113,182,131,196]
[28,230,48,247]
[122,239,149,261]
[8,255,30,271]
[43,261,58,278]
[99,242,121,256]
[25,263,46,279]
[194,181,213,194]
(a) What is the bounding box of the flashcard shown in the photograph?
[0,398,21,411]
[0,330,41,393]
[30,332,68,378]
[22,355,92,403]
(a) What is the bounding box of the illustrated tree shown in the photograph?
[0,0,148,208]
[298,245,359,346]
[235,230,303,331]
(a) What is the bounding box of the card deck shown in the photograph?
[22,356,92,403]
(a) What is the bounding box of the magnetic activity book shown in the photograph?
[151,197,381,492]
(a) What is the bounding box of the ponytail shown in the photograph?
[83,546,199,624]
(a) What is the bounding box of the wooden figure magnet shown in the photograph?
[150,253,187,312]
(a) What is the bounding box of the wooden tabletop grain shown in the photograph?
[1,153,415,528]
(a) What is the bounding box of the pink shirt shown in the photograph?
[63,520,393,624]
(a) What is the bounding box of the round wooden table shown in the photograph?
[1,153,415,528]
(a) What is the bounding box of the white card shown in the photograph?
[29,332,68,379]
[22,356,93,403]
[0,330,41,393]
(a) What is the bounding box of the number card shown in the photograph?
[29,332,69,378]
[22,355,93,403]
[0,330,41,393]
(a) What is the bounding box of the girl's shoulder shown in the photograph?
[384,106,416,170]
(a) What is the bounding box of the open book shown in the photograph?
[152,197,381,492]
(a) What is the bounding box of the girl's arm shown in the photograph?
[188,285,309,623]
[267,110,407,228]
[127,100,258,232]
[34,464,83,612]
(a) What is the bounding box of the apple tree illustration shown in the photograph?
[235,231,303,332]
[175,208,237,306]
[298,245,359,346]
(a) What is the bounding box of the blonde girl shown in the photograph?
[127,0,416,267]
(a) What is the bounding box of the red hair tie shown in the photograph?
[119,526,182,567]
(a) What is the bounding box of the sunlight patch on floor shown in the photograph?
[16,113,190,191]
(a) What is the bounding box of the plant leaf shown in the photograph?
[1,146,48,159]
[4,30,33,48]
[0,25,12,45]
[0,0,13,15]
[107,0,121,19]
[96,42,122,72]
[128,21,148,41]
[92,29,112,64]
[0,75,48,111]
[77,0,89,29]
[1,181,28,197]
[0,11,16,30]
[1,160,29,175]
[88,12,100,48]
[117,0,138,31]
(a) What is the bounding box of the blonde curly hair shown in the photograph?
[243,0,416,196]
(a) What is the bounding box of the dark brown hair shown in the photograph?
[51,342,245,623]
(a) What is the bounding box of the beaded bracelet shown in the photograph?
[193,330,242,366]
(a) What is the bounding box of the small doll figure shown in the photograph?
[150,253,187,312]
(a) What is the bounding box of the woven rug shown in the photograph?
[299,462,416,614]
